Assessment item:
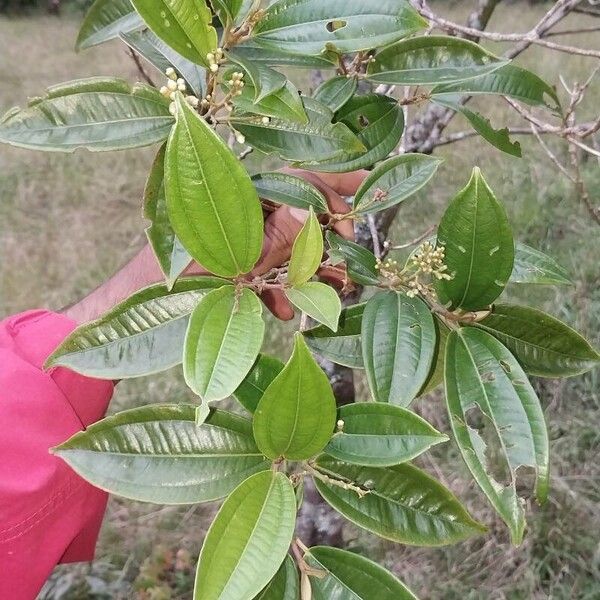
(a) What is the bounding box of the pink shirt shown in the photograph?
[0,310,114,599]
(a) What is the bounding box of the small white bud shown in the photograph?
[159,85,169,96]
[207,52,215,61]
[177,82,186,92]
[261,116,270,124]
[210,63,219,73]
[165,67,176,78]
[169,92,177,101]
[186,95,199,108]
[167,79,178,91]
[336,419,345,431]
[235,132,246,144]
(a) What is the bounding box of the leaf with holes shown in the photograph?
[255,555,299,600]
[131,0,217,66]
[435,168,514,310]
[475,304,600,378]
[367,36,508,85]
[325,403,447,467]
[326,231,379,286]
[313,76,358,112]
[253,334,337,460]
[362,291,437,406]
[121,28,206,97]
[314,456,486,546]
[353,154,443,214]
[305,546,418,600]
[308,94,404,173]
[252,0,427,55]
[285,282,342,331]
[0,78,173,152]
[445,327,549,545]
[304,303,365,368]
[230,97,365,163]
[233,355,285,414]
[432,64,560,111]
[76,0,143,51]
[45,277,227,378]
[194,471,296,600]
[184,286,265,402]
[144,144,191,289]
[287,208,324,286]
[52,405,269,504]
[511,242,572,285]
[252,172,328,213]
[165,94,263,277]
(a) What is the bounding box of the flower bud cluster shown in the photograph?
[227,71,245,97]
[207,48,224,73]
[160,69,200,115]
[376,241,452,300]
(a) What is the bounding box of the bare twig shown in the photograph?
[530,123,575,182]
[127,48,156,87]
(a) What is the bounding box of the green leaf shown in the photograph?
[253,333,337,460]
[306,546,418,600]
[230,77,308,123]
[231,98,366,163]
[233,354,284,414]
[432,96,521,157]
[144,144,191,289]
[45,277,227,378]
[194,471,296,600]
[76,0,143,51]
[475,304,600,378]
[353,154,442,214]
[314,456,486,546]
[211,0,248,23]
[252,172,328,213]
[419,317,450,396]
[511,242,572,285]
[52,405,269,504]
[121,28,206,97]
[233,41,337,69]
[367,36,508,85]
[308,94,404,173]
[287,208,324,286]
[304,303,365,368]
[445,327,549,545]
[255,555,299,600]
[436,167,514,310]
[253,0,426,55]
[313,76,358,112]
[131,0,218,67]
[326,231,379,286]
[432,64,560,111]
[184,286,265,402]
[165,94,263,277]
[285,282,342,331]
[362,291,436,406]
[325,403,447,467]
[227,50,288,102]
[0,78,173,152]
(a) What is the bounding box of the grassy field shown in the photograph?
[1,2,599,599]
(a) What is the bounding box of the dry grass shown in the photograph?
[1,3,599,599]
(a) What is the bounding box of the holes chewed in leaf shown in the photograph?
[326,20,348,33]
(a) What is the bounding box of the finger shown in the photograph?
[282,169,354,241]
[284,168,370,197]
[261,288,295,321]
[251,205,307,276]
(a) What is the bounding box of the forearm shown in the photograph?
[61,245,172,324]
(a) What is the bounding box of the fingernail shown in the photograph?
[289,207,309,224]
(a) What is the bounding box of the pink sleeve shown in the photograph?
[0,310,115,600]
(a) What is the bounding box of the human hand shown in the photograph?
[186,169,369,320]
